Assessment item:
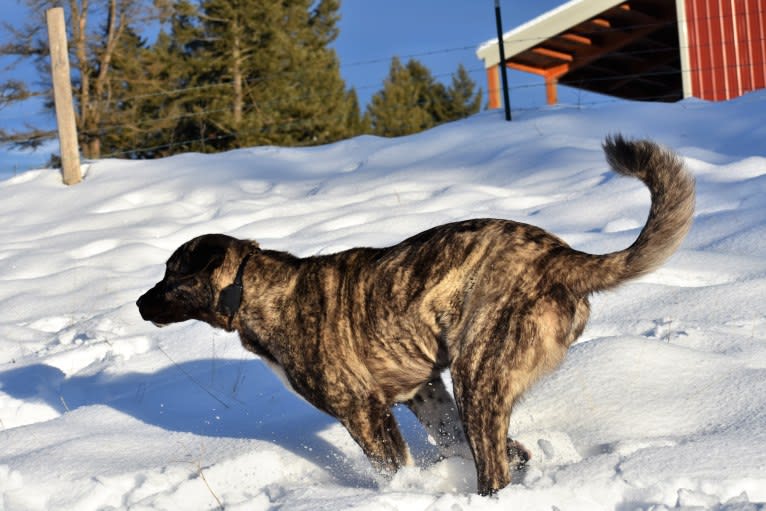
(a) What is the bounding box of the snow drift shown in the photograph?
[1,93,765,510]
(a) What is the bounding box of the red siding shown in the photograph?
[748,0,766,91]
[684,0,766,100]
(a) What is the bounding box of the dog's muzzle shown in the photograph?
[136,291,167,327]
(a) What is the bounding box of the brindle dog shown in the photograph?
[137,135,695,495]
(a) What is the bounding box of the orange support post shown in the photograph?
[487,66,501,109]
[545,76,558,105]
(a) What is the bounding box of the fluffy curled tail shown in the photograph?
[559,135,696,294]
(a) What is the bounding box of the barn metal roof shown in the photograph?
[477,0,685,102]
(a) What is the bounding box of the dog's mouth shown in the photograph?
[151,321,168,328]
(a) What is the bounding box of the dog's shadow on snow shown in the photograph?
[0,359,431,488]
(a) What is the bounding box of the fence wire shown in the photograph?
[1,5,764,159]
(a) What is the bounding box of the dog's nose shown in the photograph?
[136,293,151,318]
[136,294,155,322]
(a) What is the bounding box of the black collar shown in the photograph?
[217,252,254,329]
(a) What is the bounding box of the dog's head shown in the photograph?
[136,233,255,329]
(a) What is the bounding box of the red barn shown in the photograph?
[477,0,766,106]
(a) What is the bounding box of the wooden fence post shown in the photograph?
[46,7,81,186]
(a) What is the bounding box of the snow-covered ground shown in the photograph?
[1,94,765,510]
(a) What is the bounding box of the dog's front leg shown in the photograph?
[339,399,412,477]
[406,377,472,460]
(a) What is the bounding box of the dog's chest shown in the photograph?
[261,357,298,396]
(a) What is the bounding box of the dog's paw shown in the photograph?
[507,438,531,474]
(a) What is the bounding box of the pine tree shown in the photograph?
[151,0,215,155]
[367,57,434,137]
[177,0,359,150]
[345,88,371,135]
[98,27,151,157]
[405,59,450,124]
[98,0,208,157]
[367,58,482,138]
[443,64,482,121]
[265,0,358,145]
[1,0,365,159]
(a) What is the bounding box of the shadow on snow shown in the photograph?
[0,358,436,488]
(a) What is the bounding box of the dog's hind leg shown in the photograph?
[448,330,531,493]
[451,298,571,494]
[339,398,413,477]
[405,377,472,460]
[450,357,516,495]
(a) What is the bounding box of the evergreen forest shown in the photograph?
[0,0,482,160]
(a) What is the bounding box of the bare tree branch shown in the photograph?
[0,81,33,108]
[0,126,56,150]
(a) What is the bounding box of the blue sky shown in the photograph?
[1,0,570,177]
[334,1,566,106]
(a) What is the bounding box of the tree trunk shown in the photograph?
[69,0,92,156]
[89,0,122,158]
[67,0,126,159]
[232,18,244,129]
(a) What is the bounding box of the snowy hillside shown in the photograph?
[1,94,765,510]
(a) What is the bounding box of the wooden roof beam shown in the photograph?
[506,61,548,76]
[560,33,592,46]
[610,3,672,29]
[608,3,633,15]
[506,61,569,78]
[532,47,574,62]
[563,11,675,75]
[590,18,611,28]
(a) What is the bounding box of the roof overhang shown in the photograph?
[477,0,685,102]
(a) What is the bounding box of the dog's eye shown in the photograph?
[166,267,197,282]
[166,252,222,278]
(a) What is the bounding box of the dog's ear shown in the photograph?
[173,234,237,277]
